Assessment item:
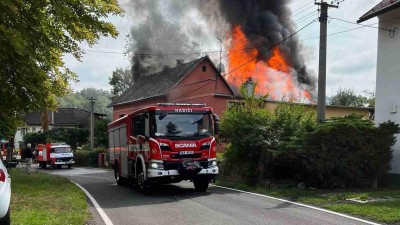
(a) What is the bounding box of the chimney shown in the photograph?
[176,59,184,66]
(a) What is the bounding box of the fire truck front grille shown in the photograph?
[170,153,202,159]
[58,157,73,162]
[164,161,208,170]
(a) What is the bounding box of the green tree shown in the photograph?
[0,0,123,134]
[109,68,133,98]
[58,88,112,117]
[329,88,368,107]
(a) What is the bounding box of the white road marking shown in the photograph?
[211,185,381,225]
[71,181,114,225]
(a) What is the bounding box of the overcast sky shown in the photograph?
[64,0,382,97]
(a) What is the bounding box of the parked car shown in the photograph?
[0,158,11,225]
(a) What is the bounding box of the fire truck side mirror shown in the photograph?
[213,114,220,135]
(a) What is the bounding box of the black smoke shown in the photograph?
[123,0,316,97]
[213,0,316,93]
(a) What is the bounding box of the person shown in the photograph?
[25,143,33,174]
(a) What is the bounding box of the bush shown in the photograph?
[301,115,399,189]
[24,128,89,149]
[74,148,106,167]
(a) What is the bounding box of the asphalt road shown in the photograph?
[43,167,378,225]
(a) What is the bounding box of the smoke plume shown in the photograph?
[123,0,316,99]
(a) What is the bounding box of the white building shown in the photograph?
[359,0,400,174]
[14,108,107,149]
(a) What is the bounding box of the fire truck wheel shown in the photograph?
[51,163,56,169]
[193,177,209,192]
[40,162,46,169]
[68,164,72,169]
[135,165,146,191]
[115,164,127,186]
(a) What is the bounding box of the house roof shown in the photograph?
[358,0,400,23]
[109,56,235,107]
[25,108,106,126]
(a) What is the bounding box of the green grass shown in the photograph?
[216,180,400,224]
[10,169,89,225]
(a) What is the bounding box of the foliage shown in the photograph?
[329,88,370,107]
[0,0,122,136]
[302,115,399,188]
[11,169,88,225]
[220,87,272,184]
[58,88,113,117]
[74,148,106,167]
[24,128,89,149]
[95,118,111,148]
[109,68,133,98]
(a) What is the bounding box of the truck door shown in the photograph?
[133,113,150,159]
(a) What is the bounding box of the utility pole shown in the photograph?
[315,1,338,122]
[88,97,97,149]
[216,35,225,91]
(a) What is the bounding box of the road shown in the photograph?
[43,167,378,225]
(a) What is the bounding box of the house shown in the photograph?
[358,0,400,174]
[111,56,372,121]
[109,56,236,120]
[14,108,107,148]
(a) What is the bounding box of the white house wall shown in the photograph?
[376,8,400,174]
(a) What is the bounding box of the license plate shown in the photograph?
[179,151,194,155]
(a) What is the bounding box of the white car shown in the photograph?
[0,159,11,225]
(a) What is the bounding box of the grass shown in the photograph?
[216,180,400,224]
[10,169,89,225]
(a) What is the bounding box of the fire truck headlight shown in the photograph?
[208,160,217,168]
[150,162,164,170]
[201,142,211,150]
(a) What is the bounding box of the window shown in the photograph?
[133,113,149,136]
[202,66,206,72]
[119,114,125,118]
[32,127,36,132]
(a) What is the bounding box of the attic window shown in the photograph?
[119,114,125,118]
[202,66,206,72]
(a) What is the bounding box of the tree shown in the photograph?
[0,0,123,134]
[329,88,368,107]
[109,68,133,98]
[58,88,113,117]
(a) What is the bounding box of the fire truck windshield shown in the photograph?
[154,112,212,139]
[52,147,71,153]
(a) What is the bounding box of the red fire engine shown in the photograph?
[37,143,74,169]
[108,103,220,192]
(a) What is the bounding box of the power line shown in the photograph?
[300,16,400,41]
[211,16,318,63]
[330,17,392,32]
[290,1,315,15]
[222,20,316,78]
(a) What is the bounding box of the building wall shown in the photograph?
[263,102,370,119]
[167,60,234,115]
[376,8,400,174]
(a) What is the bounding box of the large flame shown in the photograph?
[225,25,312,102]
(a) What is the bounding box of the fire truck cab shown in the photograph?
[108,103,220,192]
[37,143,74,169]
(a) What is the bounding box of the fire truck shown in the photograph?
[108,103,220,192]
[37,143,74,169]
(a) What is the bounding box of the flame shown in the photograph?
[225,25,312,102]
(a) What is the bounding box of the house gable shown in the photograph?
[167,57,235,102]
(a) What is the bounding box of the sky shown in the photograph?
[64,0,382,97]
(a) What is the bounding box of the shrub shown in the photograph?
[74,148,106,167]
[301,115,399,189]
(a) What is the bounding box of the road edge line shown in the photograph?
[71,181,114,225]
[211,184,381,225]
